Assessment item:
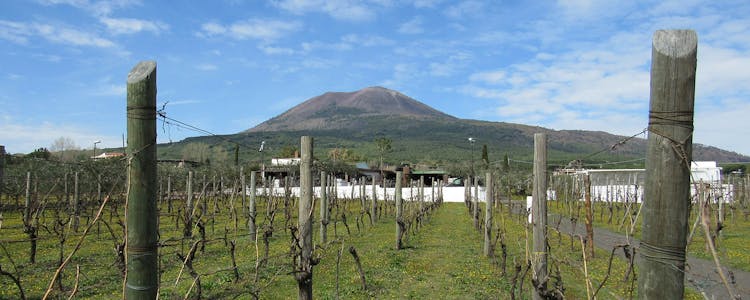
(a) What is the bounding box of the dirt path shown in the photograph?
[550,214,749,299]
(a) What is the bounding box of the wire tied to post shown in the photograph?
[639,240,686,265]
[126,106,157,121]
[648,110,694,130]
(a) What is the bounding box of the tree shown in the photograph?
[502,153,510,172]
[374,137,392,184]
[50,136,80,162]
[27,148,52,160]
[481,144,489,168]
[278,145,298,158]
[181,142,211,163]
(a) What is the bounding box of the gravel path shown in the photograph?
[549,213,749,299]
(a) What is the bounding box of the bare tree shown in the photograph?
[50,137,80,162]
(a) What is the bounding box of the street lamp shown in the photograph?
[468,137,476,177]
[259,141,266,181]
[93,140,101,158]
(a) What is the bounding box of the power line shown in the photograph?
[156,103,260,152]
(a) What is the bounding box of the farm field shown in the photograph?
[0,182,705,299]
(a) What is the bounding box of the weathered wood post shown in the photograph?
[72,172,80,232]
[125,61,159,299]
[473,176,479,230]
[371,176,378,223]
[584,175,594,259]
[464,177,470,208]
[532,133,548,300]
[248,171,257,241]
[185,171,194,239]
[24,171,36,263]
[419,175,425,212]
[320,171,328,244]
[167,175,172,213]
[484,171,494,257]
[296,136,314,299]
[395,171,404,249]
[637,30,697,300]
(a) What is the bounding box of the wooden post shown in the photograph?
[185,171,194,239]
[297,136,314,300]
[166,175,172,213]
[24,171,37,263]
[419,175,425,211]
[371,177,378,223]
[125,60,159,299]
[320,171,328,244]
[584,175,594,259]
[638,30,697,300]
[473,176,479,230]
[395,171,404,249]
[532,133,548,300]
[484,172,494,257]
[72,172,80,232]
[248,171,257,241]
[464,177,470,207]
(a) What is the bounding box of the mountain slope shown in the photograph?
[248,86,454,132]
[171,86,749,165]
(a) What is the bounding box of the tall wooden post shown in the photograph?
[125,60,159,299]
[638,30,697,300]
[395,171,404,249]
[248,171,257,241]
[484,172,494,257]
[166,176,172,213]
[297,136,314,300]
[464,177,470,207]
[320,171,328,244]
[419,176,425,211]
[473,176,479,230]
[532,133,548,300]
[24,172,36,263]
[371,177,378,223]
[584,175,594,259]
[185,171,194,239]
[72,172,80,232]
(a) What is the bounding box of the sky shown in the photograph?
[1,0,749,156]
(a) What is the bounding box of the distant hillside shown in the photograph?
[164,87,750,166]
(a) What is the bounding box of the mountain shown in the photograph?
[170,87,749,166]
[248,86,454,132]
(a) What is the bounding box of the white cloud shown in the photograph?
[197,19,301,41]
[398,17,424,34]
[444,0,483,19]
[0,119,120,154]
[341,34,394,47]
[272,0,376,22]
[37,0,142,17]
[0,20,115,47]
[100,17,168,35]
[413,0,443,8]
[469,70,506,84]
[92,84,126,96]
[258,45,296,55]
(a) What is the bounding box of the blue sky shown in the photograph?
[1,0,749,156]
